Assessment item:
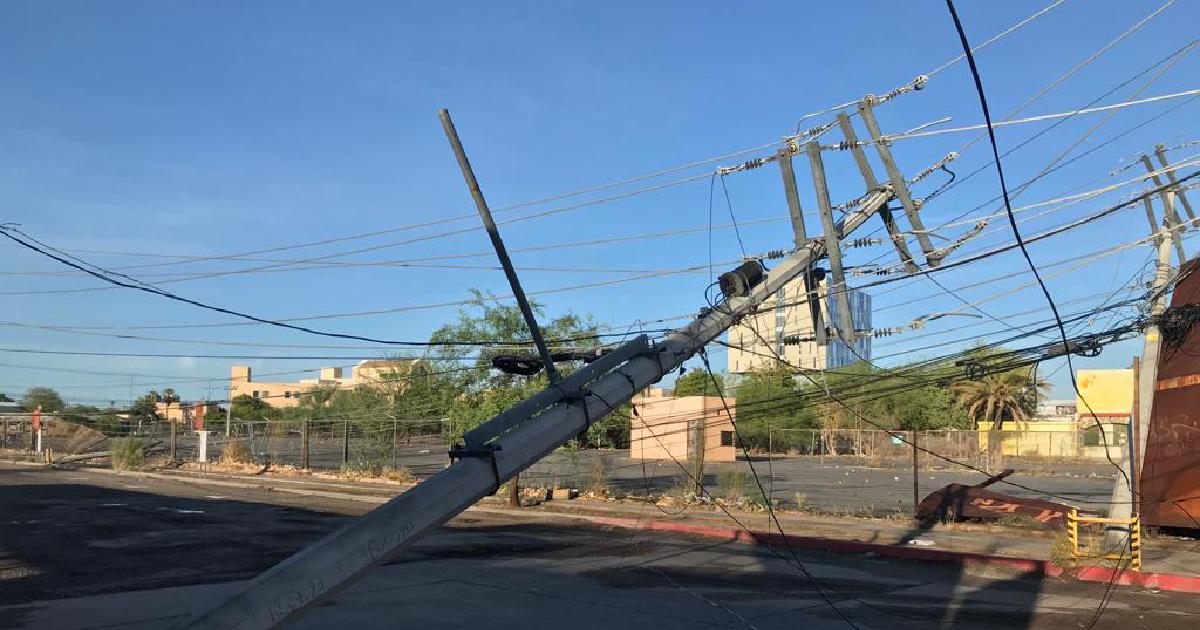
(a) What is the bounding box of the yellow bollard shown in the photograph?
[1067,508,1080,560]
[1130,516,1142,572]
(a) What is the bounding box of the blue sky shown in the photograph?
[1,0,1197,406]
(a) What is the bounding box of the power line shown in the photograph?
[943,0,1132,500]
[0,225,719,346]
[948,0,1178,159]
[847,38,1200,264]
[629,406,865,628]
[4,217,778,279]
[729,318,1143,505]
[879,88,1200,144]
[20,165,1188,342]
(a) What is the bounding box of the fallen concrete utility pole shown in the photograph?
[176,100,946,627]
[176,187,892,629]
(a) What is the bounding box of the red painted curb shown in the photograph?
[1073,566,1200,594]
[581,514,1200,593]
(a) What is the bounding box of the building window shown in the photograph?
[252,391,260,398]
[284,391,291,398]
[1082,424,1127,447]
[720,431,734,447]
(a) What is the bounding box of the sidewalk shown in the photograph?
[86,464,1200,592]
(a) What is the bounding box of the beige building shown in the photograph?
[230,359,428,408]
[629,388,737,462]
[153,401,211,427]
[726,276,872,373]
[154,401,187,423]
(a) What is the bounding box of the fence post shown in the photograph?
[392,419,398,471]
[1,418,6,449]
[690,418,706,496]
[767,420,774,509]
[508,473,520,508]
[911,429,920,516]
[170,421,177,462]
[342,420,350,467]
[301,420,310,470]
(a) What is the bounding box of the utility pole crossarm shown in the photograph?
[858,99,939,267]
[837,112,918,273]
[439,108,561,383]
[776,145,827,346]
[1140,154,1189,265]
[1154,144,1196,220]
[807,140,858,344]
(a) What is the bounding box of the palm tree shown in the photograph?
[956,368,1048,430]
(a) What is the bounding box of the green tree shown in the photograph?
[731,363,813,451]
[429,290,620,445]
[64,404,126,434]
[160,388,181,405]
[672,369,725,397]
[127,388,183,422]
[230,394,278,422]
[21,387,65,412]
[129,391,162,421]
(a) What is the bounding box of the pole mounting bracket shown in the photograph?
[448,443,504,495]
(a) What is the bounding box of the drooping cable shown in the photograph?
[942,0,1132,498]
[718,176,747,259]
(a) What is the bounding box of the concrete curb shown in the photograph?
[573,514,1200,594]
[73,465,1200,595]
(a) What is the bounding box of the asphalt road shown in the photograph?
[1,463,1194,629]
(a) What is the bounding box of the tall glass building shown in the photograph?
[825,290,872,368]
[726,276,872,374]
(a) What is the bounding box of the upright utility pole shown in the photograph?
[1137,229,1174,480]
[1107,202,1177,547]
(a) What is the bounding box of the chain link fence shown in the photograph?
[759,427,1128,471]
[1,415,1122,516]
